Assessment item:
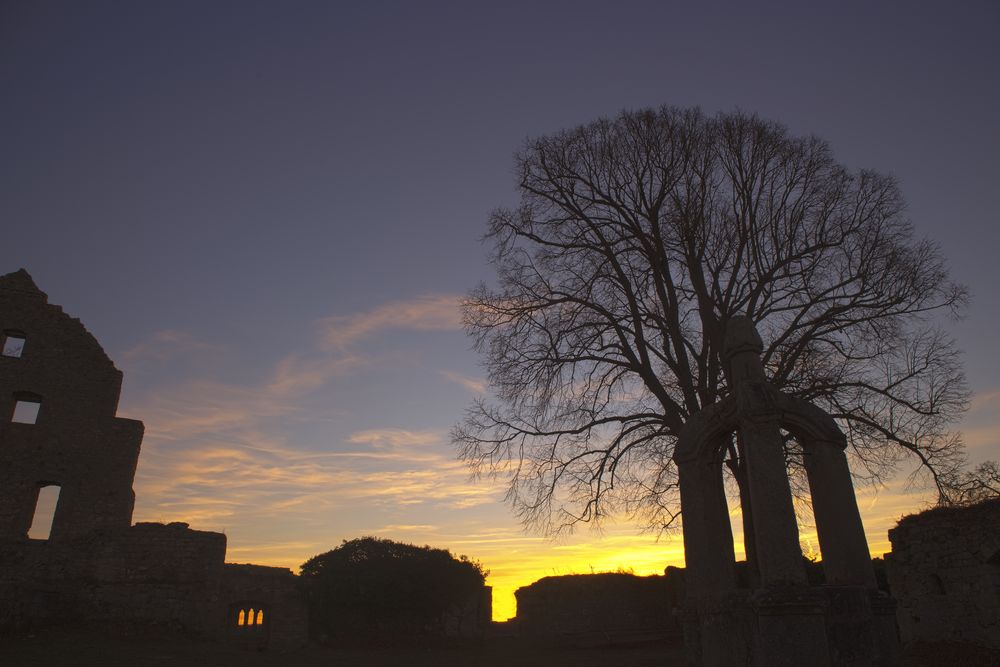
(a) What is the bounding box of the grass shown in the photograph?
[3,630,999,666]
[0,631,683,667]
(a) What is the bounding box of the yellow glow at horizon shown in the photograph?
[151,476,937,622]
[484,541,688,621]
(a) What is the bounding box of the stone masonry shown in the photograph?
[0,269,307,649]
[0,269,141,540]
[886,498,1000,649]
[674,316,899,666]
[514,572,680,644]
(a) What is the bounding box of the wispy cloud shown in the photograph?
[373,524,439,534]
[439,370,487,394]
[118,293,489,562]
[969,390,1000,413]
[347,428,443,448]
[256,294,464,397]
[320,294,462,350]
[266,353,367,397]
[960,389,1000,452]
[125,380,293,442]
[133,427,501,530]
[120,329,220,365]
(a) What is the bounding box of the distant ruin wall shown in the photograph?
[886,498,1000,648]
[221,563,309,650]
[515,573,679,643]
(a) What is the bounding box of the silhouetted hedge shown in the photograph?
[300,536,487,645]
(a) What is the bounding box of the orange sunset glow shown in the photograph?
[4,0,999,635]
[111,292,976,621]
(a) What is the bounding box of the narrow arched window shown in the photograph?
[256,609,264,625]
[238,609,245,626]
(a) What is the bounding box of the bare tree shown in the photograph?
[945,461,1000,505]
[454,107,971,537]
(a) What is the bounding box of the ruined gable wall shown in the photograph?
[886,498,1000,648]
[0,271,307,650]
[0,270,141,540]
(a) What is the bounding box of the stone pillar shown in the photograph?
[723,317,807,586]
[677,446,744,667]
[740,419,807,586]
[804,440,877,588]
[678,456,737,596]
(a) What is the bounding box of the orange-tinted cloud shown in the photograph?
[438,370,487,394]
[320,294,462,351]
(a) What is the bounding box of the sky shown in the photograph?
[2,0,999,621]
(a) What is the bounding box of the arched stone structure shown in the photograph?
[674,317,898,666]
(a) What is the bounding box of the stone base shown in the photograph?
[753,587,830,667]
[684,587,900,666]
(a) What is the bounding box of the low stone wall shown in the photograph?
[221,563,309,650]
[515,573,679,643]
[0,523,309,650]
[0,522,226,634]
[886,498,1000,648]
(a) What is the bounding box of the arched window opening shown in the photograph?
[232,603,267,630]
[2,331,25,358]
[28,484,60,540]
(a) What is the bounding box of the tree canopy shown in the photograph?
[455,106,972,536]
[299,537,487,644]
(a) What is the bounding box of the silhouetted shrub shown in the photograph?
[300,536,487,645]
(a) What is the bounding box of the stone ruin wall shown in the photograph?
[221,563,309,650]
[886,497,1000,649]
[0,270,307,649]
[0,270,141,541]
[514,572,682,644]
[0,522,225,633]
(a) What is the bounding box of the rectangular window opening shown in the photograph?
[12,399,41,424]
[2,333,25,358]
[29,485,61,540]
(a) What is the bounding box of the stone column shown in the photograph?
[678,447,744,667]
[678,455,737,596]
[740,418,807,586]
[724,317,806,587]
[804,440,877,587]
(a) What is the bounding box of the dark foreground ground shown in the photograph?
[2,631,680,667]
[2,631,999,666]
